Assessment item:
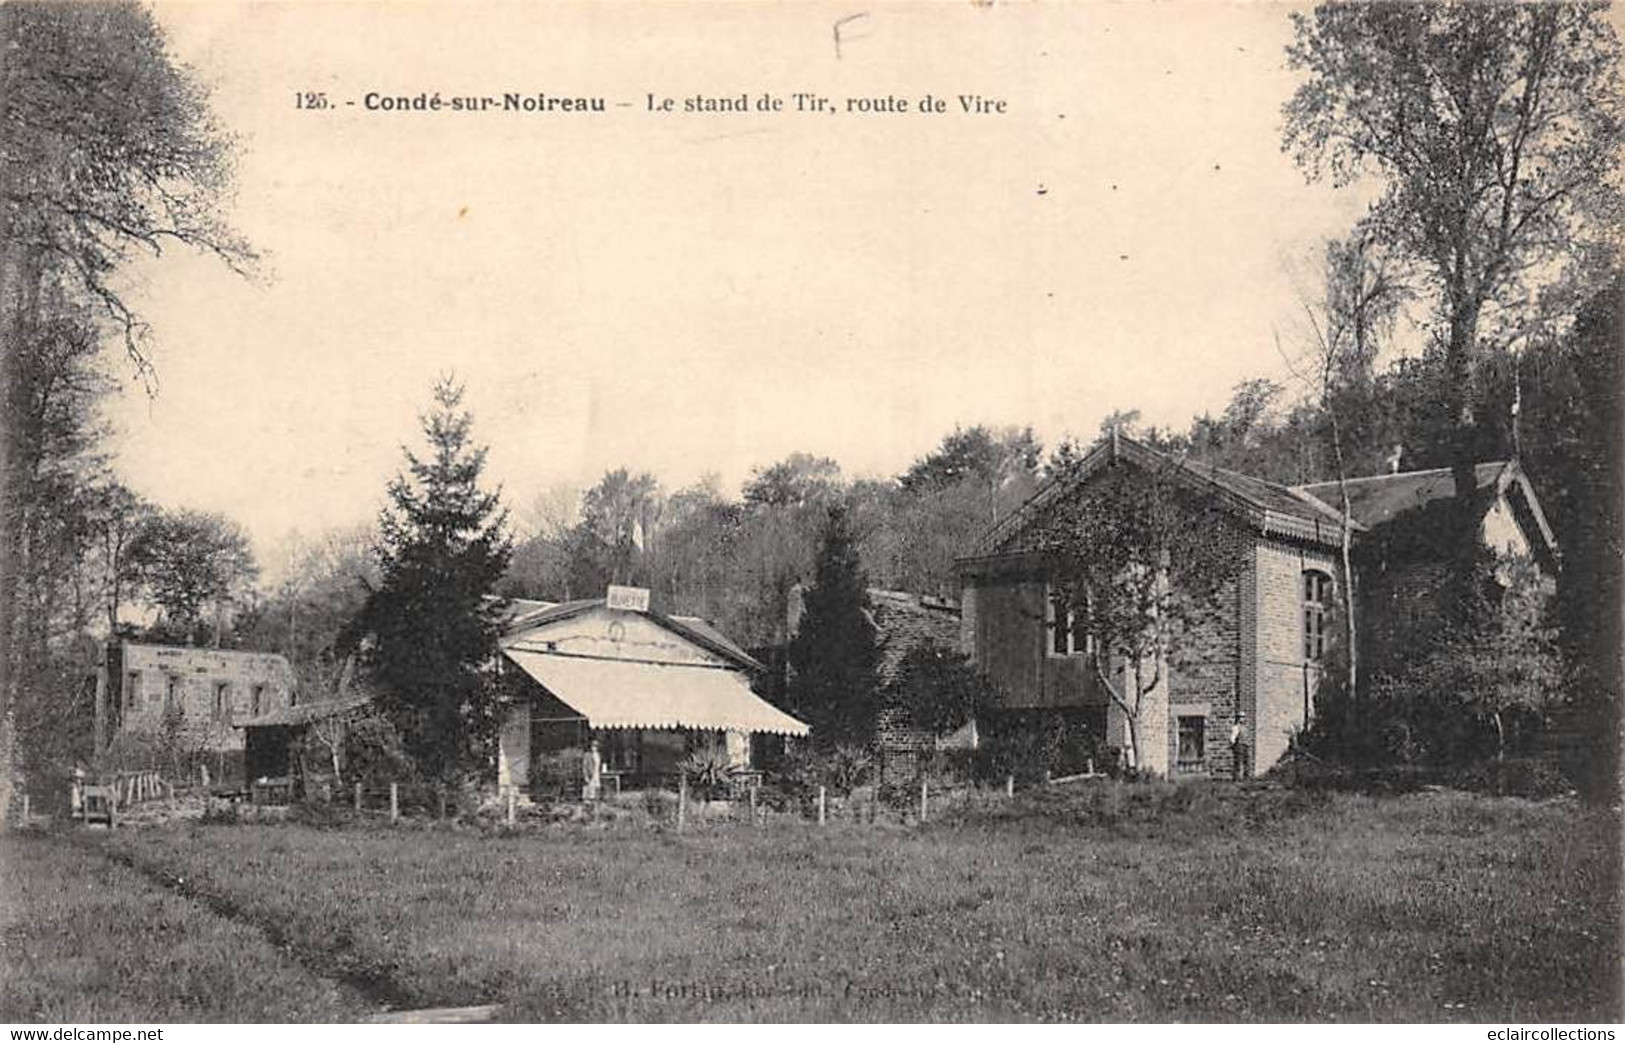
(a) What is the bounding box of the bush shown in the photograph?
[1449,757,1575,799]
[972,708,1105,785]
[677,749,745,800]
[341,713,415,788]
[773,743,874,797]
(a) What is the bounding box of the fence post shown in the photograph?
[748,783,757,825]
[677,774,687,832]
[354,781,363,812]
[389,782,399,824]
[1006,774,1015,798]
[506,788,516,827]
[817,785,826,826]
[20,794,29,823]
[919,778,929,823]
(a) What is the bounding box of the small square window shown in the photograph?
[1177,716,1206,767]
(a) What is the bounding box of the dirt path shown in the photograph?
[78,833,500,1022]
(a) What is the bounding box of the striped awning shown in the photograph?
[503,650,809,737]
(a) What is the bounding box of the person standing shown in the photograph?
[581,738,603,802]
[1230,713,1249,781]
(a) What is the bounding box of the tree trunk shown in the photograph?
[1446,292,1485,616]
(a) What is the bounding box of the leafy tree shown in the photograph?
[1283,3,1624,607]
[127,508,258,644]
[1,0,253,813]
[900,425,1041,496]
[1033,457,1240,772]
[578,468,662,585]
[743,453,843,510]
[353,377,512,784]
[234,523,377,696]
[1373,558,1563,766]
[787,506,880,750]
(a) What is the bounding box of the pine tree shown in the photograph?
[355,377,512,784]
[787,506,879,750]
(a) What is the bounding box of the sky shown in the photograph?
[109,1,1381,567]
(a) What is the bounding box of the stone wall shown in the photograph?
[112,642,294,756]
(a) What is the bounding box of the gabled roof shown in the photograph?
[1293,460,1557,557]
[498,597,764,673]
[970,434,1357,558]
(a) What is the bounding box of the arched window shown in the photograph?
[1303,570,1333,663]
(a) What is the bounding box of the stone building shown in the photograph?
[955,435,1556,778]
[96,640,295,778]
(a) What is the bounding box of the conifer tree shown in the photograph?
[787,506,880,750]
[356,377,512,784]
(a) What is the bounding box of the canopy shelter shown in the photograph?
[504,649,808,736]
[493,594,806,794]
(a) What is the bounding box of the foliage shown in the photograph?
[786,506,880,749]
[887,644,994,738]
[353,376,513,784]
[973,709,1105,785]
[1372,558,1563,766]
[232,524,377,695]
[1,0,255,815]
[127,508,259,641]
[775,742,875,797]
[339,712,413,788]
[1030,456,1241,769]
[1283,2,1624,614]
[677,748,743,800]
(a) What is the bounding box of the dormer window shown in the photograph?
[1046,583,1093,657]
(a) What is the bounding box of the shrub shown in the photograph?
[341,713,415,788]
[972,708,1105,785]
[677,749,744,800]
[773,743,874,797]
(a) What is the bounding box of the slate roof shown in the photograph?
[1293,459,1557,558]
[1294,462,1507,529]
[867,588,962,687]
[970,434,1357,557]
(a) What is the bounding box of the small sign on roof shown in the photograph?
[605,585,651,612]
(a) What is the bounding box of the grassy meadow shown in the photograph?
[2,785,1619,1022]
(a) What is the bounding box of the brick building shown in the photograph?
[955,435,1556,778]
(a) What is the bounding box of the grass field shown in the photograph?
[2,785,1619,1022]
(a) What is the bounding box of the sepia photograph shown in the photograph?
[1,0,1621,1027]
